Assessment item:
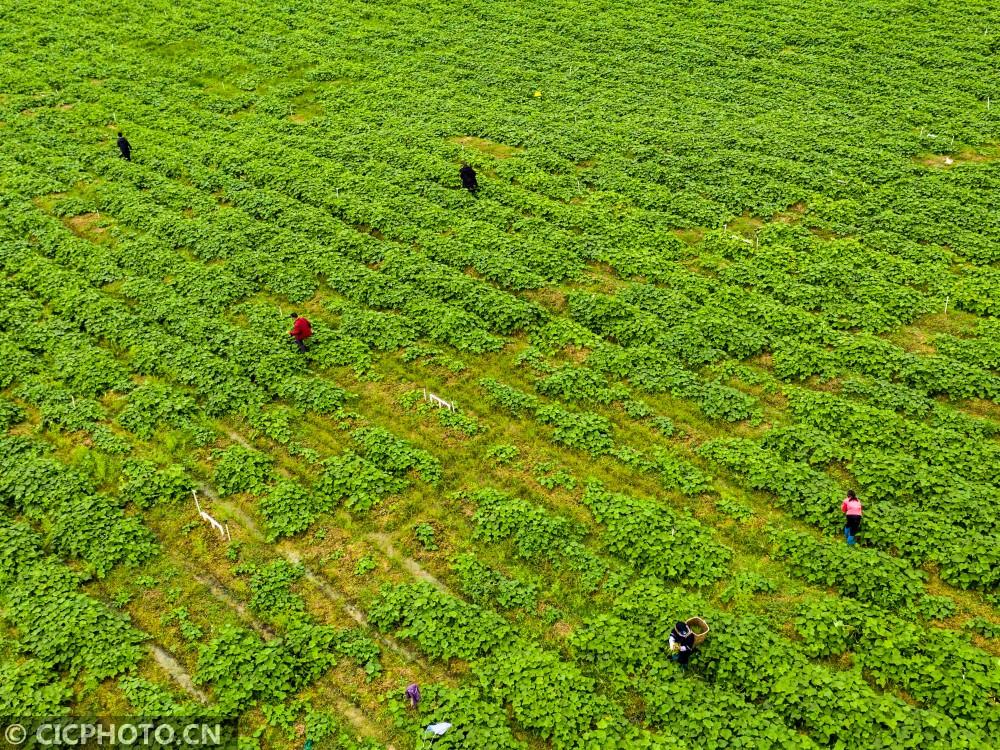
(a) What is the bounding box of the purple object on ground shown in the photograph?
[405,683,421,706]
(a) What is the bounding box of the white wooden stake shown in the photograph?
[944,296,949,315]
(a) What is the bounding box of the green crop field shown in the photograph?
[2,0,999,747]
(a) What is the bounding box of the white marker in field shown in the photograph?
[193,490,229,540]
[423,388,456,411]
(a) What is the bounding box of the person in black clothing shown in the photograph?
[459,163,478,193]
[117,132,131,161]
[670,621,696,666]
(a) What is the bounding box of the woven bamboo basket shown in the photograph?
[686,617,710,646]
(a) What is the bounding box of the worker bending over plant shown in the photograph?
[288,312,313,353]
[459,163,478,193]
[669,620,697,667]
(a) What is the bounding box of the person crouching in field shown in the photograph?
[288,313,313,353]
[459,164,478,193]
[669,621,696,667]
[841,489,863,545]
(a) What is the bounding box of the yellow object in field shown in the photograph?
[533,90,542,97]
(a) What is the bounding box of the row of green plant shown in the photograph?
[792,596,999,733]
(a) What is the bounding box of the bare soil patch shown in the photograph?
[450,135,524,159]
[149,644,209,703]
[916,144,1000,169]
[66,212,106,236]
[773,201,807,223]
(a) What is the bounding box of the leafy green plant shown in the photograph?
[353,555,377,576]
[160,606,205,643]
[117,382,198,439]
[369,583,512,660]
[351,427,442,485]
[119,459,191,508]
[719,571,777,603]
[194,623,343,713]
[0,518,146,682]
[583,483,732,586]
[435,407,485,436]
[963,617,1000,640]
[0,657,72,716]
[236,560,307,621]
[793,596,1000,728]
[0,399,26,430]
[212,445,274,496]
[533,461,577,490]
[651,416,675,436]
[314,450,406,511]
[452,554,537,610]
[388,684,527,750]
[714,495,753,521]
[485,443,519,465]
[470,488,608,592]
[259,480,321,541]
[478,378,539,416]
[768,527,927,611]
[6,9,1000,744]
[226,541,243,562]
[413,522,439,551]
[534,404,614,455]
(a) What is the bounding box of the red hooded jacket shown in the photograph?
[290,317,312,341]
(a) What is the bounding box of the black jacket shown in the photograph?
[459,165,477,191]
[671,624,695,651]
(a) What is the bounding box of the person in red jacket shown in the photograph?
[841,489,863,546]
[288,312,313,353]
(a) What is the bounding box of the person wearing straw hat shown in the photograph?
[669,621,696,666]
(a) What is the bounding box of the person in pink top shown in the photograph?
[841,489,863,546]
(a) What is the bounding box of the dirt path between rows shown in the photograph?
[282,548,422,665]
[149,644,208,703]
[368,533,447,591]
